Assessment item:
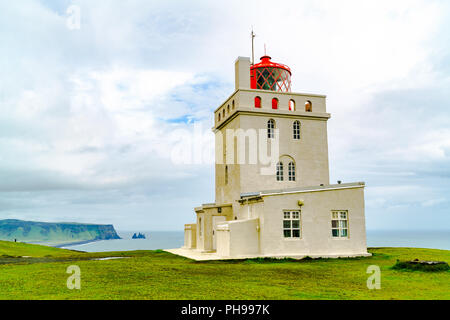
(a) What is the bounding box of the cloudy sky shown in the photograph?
[0,0,449,231]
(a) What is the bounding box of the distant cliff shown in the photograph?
[0,219,121,243]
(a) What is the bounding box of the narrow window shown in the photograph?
[331,211,349,238]
[289,99,296,111]
[223,109,225,117]
[272,98,278,109]
[305,100,312,112]
[232,100,235,109]
[283,211,301,238]
[267,119,275,139]
[225,165,228,185]
[276,161,284,181]
[293,121,301,140]
[288,162,295,181]
[227,105,230,113]
[218,113,221,121]
[255,96,261,108]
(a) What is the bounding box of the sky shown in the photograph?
[0,0,449,231]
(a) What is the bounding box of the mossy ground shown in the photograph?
[0,241,448,300]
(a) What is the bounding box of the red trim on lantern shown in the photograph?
[250,56,291,92]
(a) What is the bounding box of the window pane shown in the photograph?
[283,220,291,228]
[284,230,291,238]
[292,220,300,228]
[340,212,347,219]
[341,229,348,237]
[340,220,347,228]
[293,230,300,238]
[332,229,339,237]
[332,212,338,219]
[332,220,338,228]
[292,212,299,219]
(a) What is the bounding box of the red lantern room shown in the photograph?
[250,55,292,92]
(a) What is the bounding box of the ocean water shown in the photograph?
[366,230,450,251]
[61,231,184,252]
[62,230,450,252]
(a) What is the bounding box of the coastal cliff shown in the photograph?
[0,219,121,243]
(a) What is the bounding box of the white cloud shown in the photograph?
[0,0,449,230]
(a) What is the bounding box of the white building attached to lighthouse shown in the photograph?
[169,55,370,260]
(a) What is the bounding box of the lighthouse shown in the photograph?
[169,53,370,260]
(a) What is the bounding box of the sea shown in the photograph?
[61,230,450,252]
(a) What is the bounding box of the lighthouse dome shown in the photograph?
[250,55,291,92]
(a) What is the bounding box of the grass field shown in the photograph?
[0,240,448,300]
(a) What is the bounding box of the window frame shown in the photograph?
[289,99,296,111]
[293,120,301,140]
[305,100,312,112]
[288,161,296,181]
[283,210,301,239]
[331,210,349,239]
[267,119,275,139]
[225,165,228,185]
[276,161,284,181]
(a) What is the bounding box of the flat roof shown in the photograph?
[240,182,365,199]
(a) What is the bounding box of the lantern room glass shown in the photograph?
[254,67,291,92]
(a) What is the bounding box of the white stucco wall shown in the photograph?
[253,185,367,256]
[183,224,197,249]
[215,93,331,206]
[216,218,260,257]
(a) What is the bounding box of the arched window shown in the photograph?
[255,96,261,108]
[225,165,228,185]
[276,162,284,181]
[218,113,221,121]
[267,119,275,139]
[305,100,312,112]
[272,98,278,109]
[289,99,296,111]
[288,162,296,181]
[223,109,225,117]
[232,100,235,109]
[227,105,230,113]
[293,121,301,140]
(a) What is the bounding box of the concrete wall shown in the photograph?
[237,113,330,193]
[216,224,230,257]
[216,218,260,257]
[215,116,242,205]
[214,89,329,131]
[215,88,331,204]
[235,57,251,90]
[184,224,197,249]
[255,186,367,256]
[195,204,233,252]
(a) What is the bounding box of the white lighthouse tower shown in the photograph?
[170,53,369,260]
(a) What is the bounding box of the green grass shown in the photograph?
[0,240,80,258]
[0,240,448,300]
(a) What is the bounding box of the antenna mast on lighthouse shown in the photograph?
[251,28,256,65]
